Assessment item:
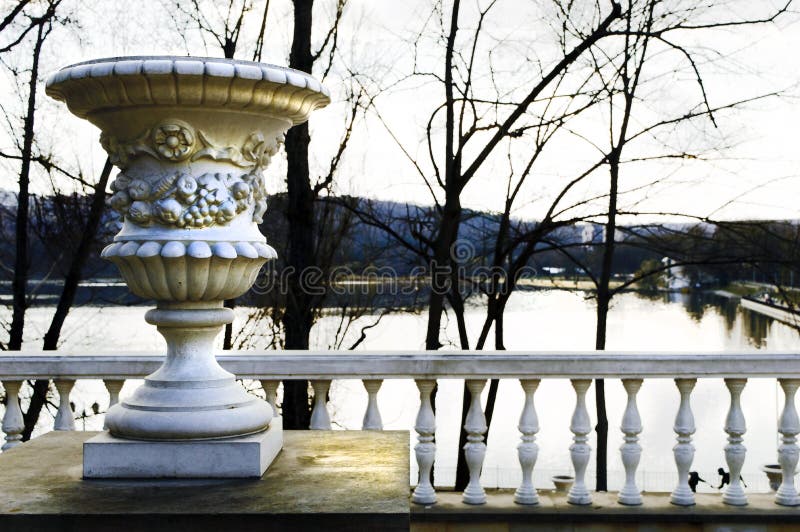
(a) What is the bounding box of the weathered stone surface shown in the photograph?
[0,430,409,531]
[83,422,283,478]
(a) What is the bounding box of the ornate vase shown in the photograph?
[552,475,574,493]
[763,464,783,492]
[46,57,329,448]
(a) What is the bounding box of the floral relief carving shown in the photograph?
[109,170,268,228]
[191,130,283,169]
[152,122,195,161]
[102,121,279,227]
[100,130,154,168]
[100,121,284,170]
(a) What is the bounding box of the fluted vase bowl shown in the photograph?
[46,56,329,440]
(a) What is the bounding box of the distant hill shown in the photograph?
[1,189,783,305]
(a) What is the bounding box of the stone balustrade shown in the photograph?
[1,351,799,508]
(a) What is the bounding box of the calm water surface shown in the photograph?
[3,289,798,492]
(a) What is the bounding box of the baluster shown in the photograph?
[103,379,124,430]
[723,378,747,506]
[671,378,697,506]
[362,379,383,430]
[260,380,280,417]
[618,379,643,505]
[568,379,592,505]
[514,379,540,505]
[412,379,436,505]
[53,379,75,431]
[776,378,800,506]
[2,380,24,451]
[310,380,331,430]
[463,379,488,505]
[104,380,124,408]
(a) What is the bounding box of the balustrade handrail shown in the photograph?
[0,350,798,379]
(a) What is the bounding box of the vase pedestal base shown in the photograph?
[83,418,283,479]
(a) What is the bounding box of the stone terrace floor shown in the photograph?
[2,431,800,531]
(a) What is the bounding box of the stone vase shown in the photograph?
[552,475,574,492]
[763,464,798,492]
[46,56,329,443]
[763,464,783,492]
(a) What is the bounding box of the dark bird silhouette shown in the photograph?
[716,467,747,489]
[688,471,706,492]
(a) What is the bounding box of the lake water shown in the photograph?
[2,289,798,493]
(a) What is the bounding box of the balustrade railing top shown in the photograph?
[1,350,798,379]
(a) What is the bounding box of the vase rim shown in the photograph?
[45,55,330,123]
[53,55,319,81]
[65,55,298,69]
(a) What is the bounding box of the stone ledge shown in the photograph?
[411,490,800,531]
[0,430,409,532]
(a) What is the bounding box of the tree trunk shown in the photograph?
[425,197,462,350]
[426,0,462,351]
[222,298,235,350]
[11,24,45,441]
[454,296,506,490]
[594,152,620,492]
[281,0,315,430]
[42,159,112,350]
[594,293,610,491]
[19,160,114,439]
[8,22,45,351]
[21,379,49,442]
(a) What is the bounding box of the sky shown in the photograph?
[1,0,799,223]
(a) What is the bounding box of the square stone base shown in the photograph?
[83,420,283,478]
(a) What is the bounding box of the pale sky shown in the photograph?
[2,0,799,223]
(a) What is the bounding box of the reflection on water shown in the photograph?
[657,291,790,349]
[1,289,798,492]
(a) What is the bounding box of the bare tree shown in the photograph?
[6,0,63,352]
[281,0,362,429]
[354,0,793,491]
[170,0,270,61]
[0,0,51,55]
[352,0,623,489]
[552,0,794,490]
[169,0,369,429]
[357,0,626,355]
[14,159,113,439]
[0,0,125,438]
